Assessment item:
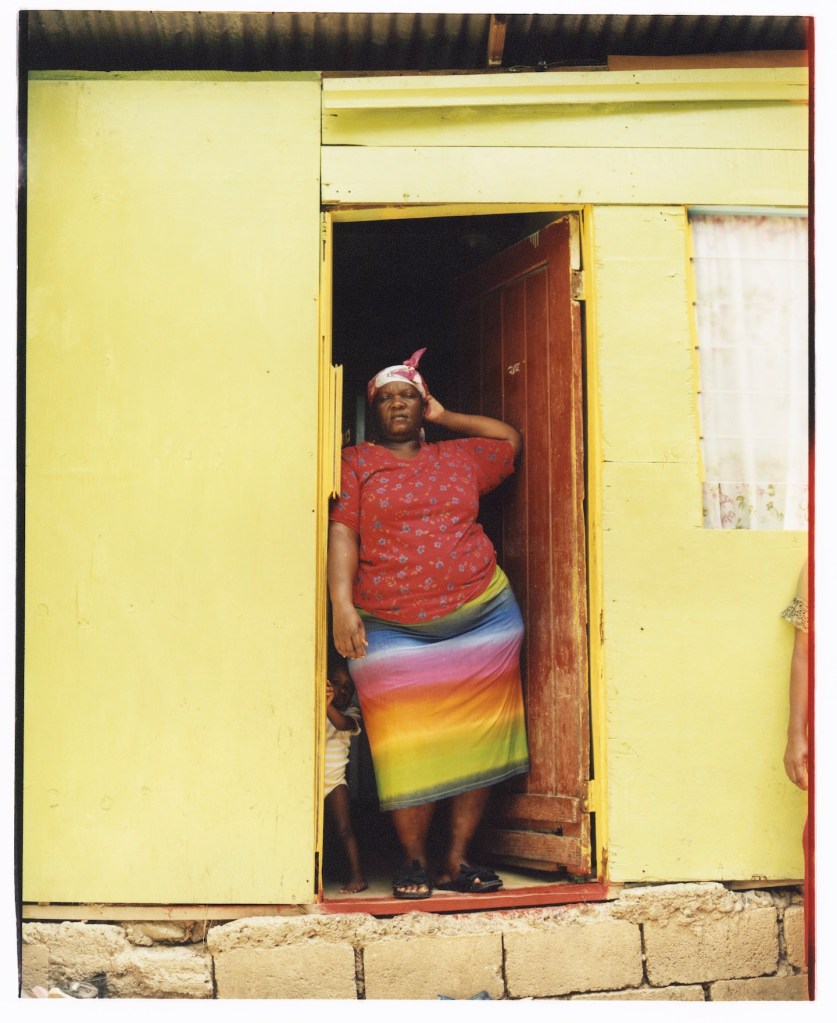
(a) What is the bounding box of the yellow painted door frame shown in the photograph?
[314,211,344,898]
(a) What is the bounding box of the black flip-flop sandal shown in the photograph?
[436,864,503,893]
[392,859,433,899]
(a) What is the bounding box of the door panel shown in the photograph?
[455,217,590,873]
[24,76,323,903]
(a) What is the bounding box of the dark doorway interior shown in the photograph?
[325,211,586,903]
[332,212,561,442]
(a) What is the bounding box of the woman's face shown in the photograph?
[372,381,425,442]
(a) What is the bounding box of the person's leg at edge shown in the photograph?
[325,784,368,894]
[438,785,493,885]
[390,801,435,895]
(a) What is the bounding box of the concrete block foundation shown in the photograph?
[363,933,504,1000]
[643,905,779,985]
[504,917,642,997]
[22,922,213,998]
[783,905,806,969]
[214,945,357,1000]
[711,974,809,1001]
[19,882,807,1001]
[572,984,706,1000]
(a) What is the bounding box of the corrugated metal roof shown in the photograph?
[22,10,809,73]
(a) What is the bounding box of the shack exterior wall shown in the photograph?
[22,65,809,909]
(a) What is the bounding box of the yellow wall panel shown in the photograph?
[590,207,808,881]
[601,463,807,881]
[592,206,699,465]
[322,145,807,207]
[24,76,323,903]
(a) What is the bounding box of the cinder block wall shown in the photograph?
[20,883,807,1001]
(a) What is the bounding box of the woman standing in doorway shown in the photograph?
[328,349,529,898]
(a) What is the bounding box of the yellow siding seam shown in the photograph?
[580,206,608,878]
[683,215,706,485]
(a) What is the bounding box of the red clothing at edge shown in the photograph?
[329,438,515,624]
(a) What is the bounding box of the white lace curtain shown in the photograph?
[691,213,809,530]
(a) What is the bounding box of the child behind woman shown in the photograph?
[325,656,367,894]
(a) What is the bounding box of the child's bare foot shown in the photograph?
[339,876,368,894]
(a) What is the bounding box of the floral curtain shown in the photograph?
[691,214,809,530]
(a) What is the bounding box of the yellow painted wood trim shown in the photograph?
[580,206,608,880]
[322,146,808,207]
[22,904,317,921]
[323,67,808,110]
[323,102,807,151]
[586,780,602,814]
[327,203,583,221]
[325,347,335,502]
[314,211,335,899]
[332,364,344,497]
[609,51,809,71]
[29,70,321,82]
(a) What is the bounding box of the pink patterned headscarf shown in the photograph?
[367,348,428,403]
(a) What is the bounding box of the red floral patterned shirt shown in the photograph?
[329,438,515,624]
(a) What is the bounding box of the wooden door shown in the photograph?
[455,216,590,874]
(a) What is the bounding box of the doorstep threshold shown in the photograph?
[320,880,613,916]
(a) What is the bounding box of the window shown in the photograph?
[690,212,809,529]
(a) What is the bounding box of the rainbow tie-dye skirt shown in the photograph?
[348,566,530,811]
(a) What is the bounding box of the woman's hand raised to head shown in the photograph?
[422,397,522,459]
[423,394,446,424]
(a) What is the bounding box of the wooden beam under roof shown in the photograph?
[486,14,508,68]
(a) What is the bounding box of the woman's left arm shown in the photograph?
[783,560,809,790]
[424,395,521,459]
[784,626,809,789]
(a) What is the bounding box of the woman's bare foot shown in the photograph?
[339,876,368,894]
